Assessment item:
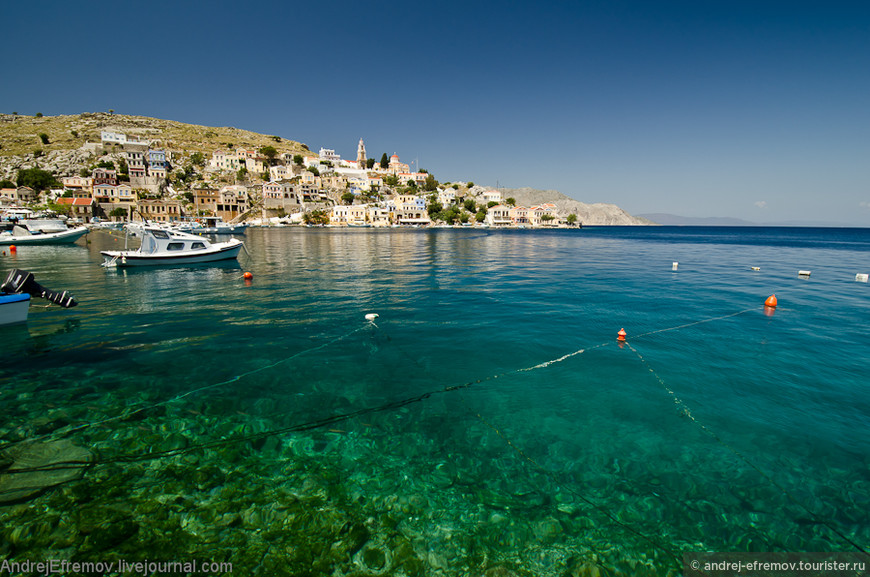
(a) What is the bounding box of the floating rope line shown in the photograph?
[626,341,870,556]
[630,307,756,340]
[0,324,371,452]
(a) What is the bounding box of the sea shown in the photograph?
[1,225,868,576]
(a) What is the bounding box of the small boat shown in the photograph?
[101,224,244,267]
[0,269,78,325]
[0,224,89,246]
[0,293,31,325]
[198,217,248,235]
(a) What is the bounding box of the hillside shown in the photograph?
[0,112,310,179]
[497,187,652,226]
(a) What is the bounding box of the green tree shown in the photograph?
[487,201,498,208]
[38,133,50,145]
[189,152,205,167]
[259,145,278,165]
[70,130,79,138]
[467,181,474,188]
[341,192,355,205]
[16,167,59,191]
[463,198,476,211]
[567,213,578,225]
[0,179,15,188]
[308,166,319,177]
[379,153,389,169]
[459,212,470,224]
[366,158,376,169]
[384,174,399,187]
[541,214,555,222]
[427,202,443,217]
[506,197,516,206]
[271,135,282,142]
[35,112,43,118]
[406,179,416,189]
[118,159,129,175]
[109,207,128,218]
[293,154,304,166]
[236,167,248,181]
[79,168,90,178]
[475,209,487,222]
[97,160,115,170]
[423,174,438,192]
[32,149,43,158]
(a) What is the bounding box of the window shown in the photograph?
[166,242,185,251]
[191,242,206,250]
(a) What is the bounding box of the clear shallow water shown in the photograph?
[1,226,869,575]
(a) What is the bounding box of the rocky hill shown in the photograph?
[496,187,652,226]
[0,112,310,181]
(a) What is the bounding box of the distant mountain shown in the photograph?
[638,213,866,227]
[496,187,651,225]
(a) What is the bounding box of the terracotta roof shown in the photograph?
[57,198,93,206]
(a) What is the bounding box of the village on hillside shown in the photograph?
[0,130,581,228]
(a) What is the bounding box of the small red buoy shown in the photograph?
[243,272,253,280]
[764,294,777,308]
[9,245,16,252]
[617,328,626,342]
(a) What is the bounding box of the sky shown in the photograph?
[4,0,869,224]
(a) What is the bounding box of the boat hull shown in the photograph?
[0,293,30,325]
[0,227,89,246]
[101,241,243,267]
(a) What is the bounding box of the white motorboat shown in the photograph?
[101,224,244,267]
[0,224,89,246]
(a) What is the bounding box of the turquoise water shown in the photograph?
[1,226,869,576]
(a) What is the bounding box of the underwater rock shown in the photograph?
[0,439,92,504]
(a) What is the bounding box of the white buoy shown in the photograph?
[856,273,869,283]
[751,267,761,271]
[365,313,379,321]
[672,262,678,271]
[798,270,812,277]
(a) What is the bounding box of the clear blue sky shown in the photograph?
[4,0,869,224]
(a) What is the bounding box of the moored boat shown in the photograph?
[0,293,31,326]
[0,225,89,246]
[101,225,244,267]
[0,268,79,325]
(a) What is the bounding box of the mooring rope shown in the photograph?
[626,341,869,556]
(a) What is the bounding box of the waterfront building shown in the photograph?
[509,206,531,226]
[485,204,512,227]
[136,198,184,222]
[192,185,219,215]
[56,197,94,218]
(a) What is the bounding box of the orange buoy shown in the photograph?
[243,272,253,280]
[764,294,777,308]
[9,245,16,252]
[617,328,626,342]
